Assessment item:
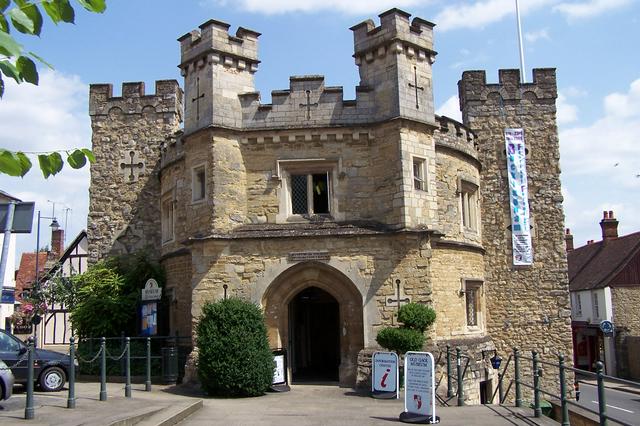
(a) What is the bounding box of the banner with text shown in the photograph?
[505,128,533,266]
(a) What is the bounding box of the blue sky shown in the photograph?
[1,0,639,259]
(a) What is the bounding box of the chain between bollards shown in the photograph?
[446,344,452,398]
[67,336,76,409]
[100,337,107,401]
[145,337,152,391]
[532,350,541,418]
[514,347,522,408]
[596,361,607,426]
[456,347,464,406]
[125,337,131,398]
[558,353,569,426]
[24,338,35,420]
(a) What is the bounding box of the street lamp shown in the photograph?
[31,211,59,347]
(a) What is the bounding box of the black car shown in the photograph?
[0,329,74,392]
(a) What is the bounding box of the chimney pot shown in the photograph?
[565,228,574,252]
[599,210,619,240]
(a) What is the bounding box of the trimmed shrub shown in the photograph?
[397,303,436,332]
[376,327,425,354]
[196,298,274,397]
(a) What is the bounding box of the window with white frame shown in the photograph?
[574,293,582,316]
[459,179,479,231]
[413,157,427,191]
[592,292,600,319]
[161,196,174,243]
[192,164,206,202]
[464,280,483,328]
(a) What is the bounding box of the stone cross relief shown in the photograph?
[116,225,142,254]
[192,77,205,120]
[299,89,318,120]
[408,66,425,109]
[120,150,144,182]
[386,279,411,309]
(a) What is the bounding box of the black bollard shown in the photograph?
[24,338,35,419]
[125,337,131,398]
[100,337,107,401]
[67,336,76,409]
[145,337,151,391]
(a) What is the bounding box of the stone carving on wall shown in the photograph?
[120,150,145,182]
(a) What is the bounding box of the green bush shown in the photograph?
[196,298,274,397]
[376,327,425,354]
[397,303,436,332]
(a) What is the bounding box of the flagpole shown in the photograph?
[515,0,527,83]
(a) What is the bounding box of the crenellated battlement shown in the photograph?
[89,80,183,117]
[178,19,260,75]
[434,115,478,160]
[350,8,436,65]
[458,68,557,107]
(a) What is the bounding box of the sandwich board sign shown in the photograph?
[270,348,290,392]
[371,351,399,399]
[399,351,439,424]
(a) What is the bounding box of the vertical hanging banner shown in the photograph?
[505,128,533,266]
[371,351,399,399]
[400,351,439,424]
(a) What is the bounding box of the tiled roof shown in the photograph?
[568,231,640,291]
[15,252,49,300]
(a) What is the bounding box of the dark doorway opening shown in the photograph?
[289,287,340,382]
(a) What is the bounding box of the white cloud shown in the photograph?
[434,0,555,31]
[524,28,551,43]
[203,0,427,14]
[557,92,578,124]
[553,0,632,20]
[436,95,462,122]
[563,86,588,98]
[0,70,91,258]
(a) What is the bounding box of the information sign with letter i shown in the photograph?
[371,351,399,399]
[399,351,439,424]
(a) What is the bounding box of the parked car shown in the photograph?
[0,359,14,400]
[0,329,74,392]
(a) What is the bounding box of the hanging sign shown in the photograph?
[141,278,162,301]
[140,302,157,336]
[505,128,533,266]
[371,351,399,399]
[400,351,439,424]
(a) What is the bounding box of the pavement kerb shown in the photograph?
[578,378,640,396]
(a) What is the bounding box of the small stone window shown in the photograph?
[413,157,427,191]
[161,196,174,243]
[291,173,330,215]
[463,279,483,329]
[458,179,479,231]
[192,164,206,203]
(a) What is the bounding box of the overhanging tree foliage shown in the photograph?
[0,0,106,178]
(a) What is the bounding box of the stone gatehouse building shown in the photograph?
[88,9,573,398]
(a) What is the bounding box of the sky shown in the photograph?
[0,0,639,259]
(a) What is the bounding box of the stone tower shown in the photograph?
[458,69,573,359]
[88,81,183,262]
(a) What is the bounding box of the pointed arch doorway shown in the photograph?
[262,262,364,386]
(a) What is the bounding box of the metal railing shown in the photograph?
[437,345,471,406]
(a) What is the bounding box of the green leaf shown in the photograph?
[0,30,23,57]
[43,0,74,24]
[67,149,86,169]
[0,12,8,32]
[16,152,32,176]
[76,0,106,13]
[38,153,52,178]
[9,6,35,34]
[81,148,95,163]
[16,55,37,84]
[0,0,9,13]
[0,60,22,83]
[42,1,61,23]
[48,152,64,175]
[58,0,74,23]
[0,149,24,176]
[0,75,4,98]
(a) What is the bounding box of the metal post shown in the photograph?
[514,347,522,408]
[446,344,452,398]
[558,354,568,426]
[67,336,76,409]
[100,337,107,401]
[498,369,504,403]
[125,337,131,398]
[0,201,16,295]
[24,338,35,419]
[145,337,151,391]
[456,347,464,406]
[532,350,541,418]
[596,361,607,426]
[515,0,527,83]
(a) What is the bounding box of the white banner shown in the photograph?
[404,351,435,419]
[505,128,533,265]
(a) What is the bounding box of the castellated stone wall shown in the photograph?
[459,69,573,392]
[88,81,183,262]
